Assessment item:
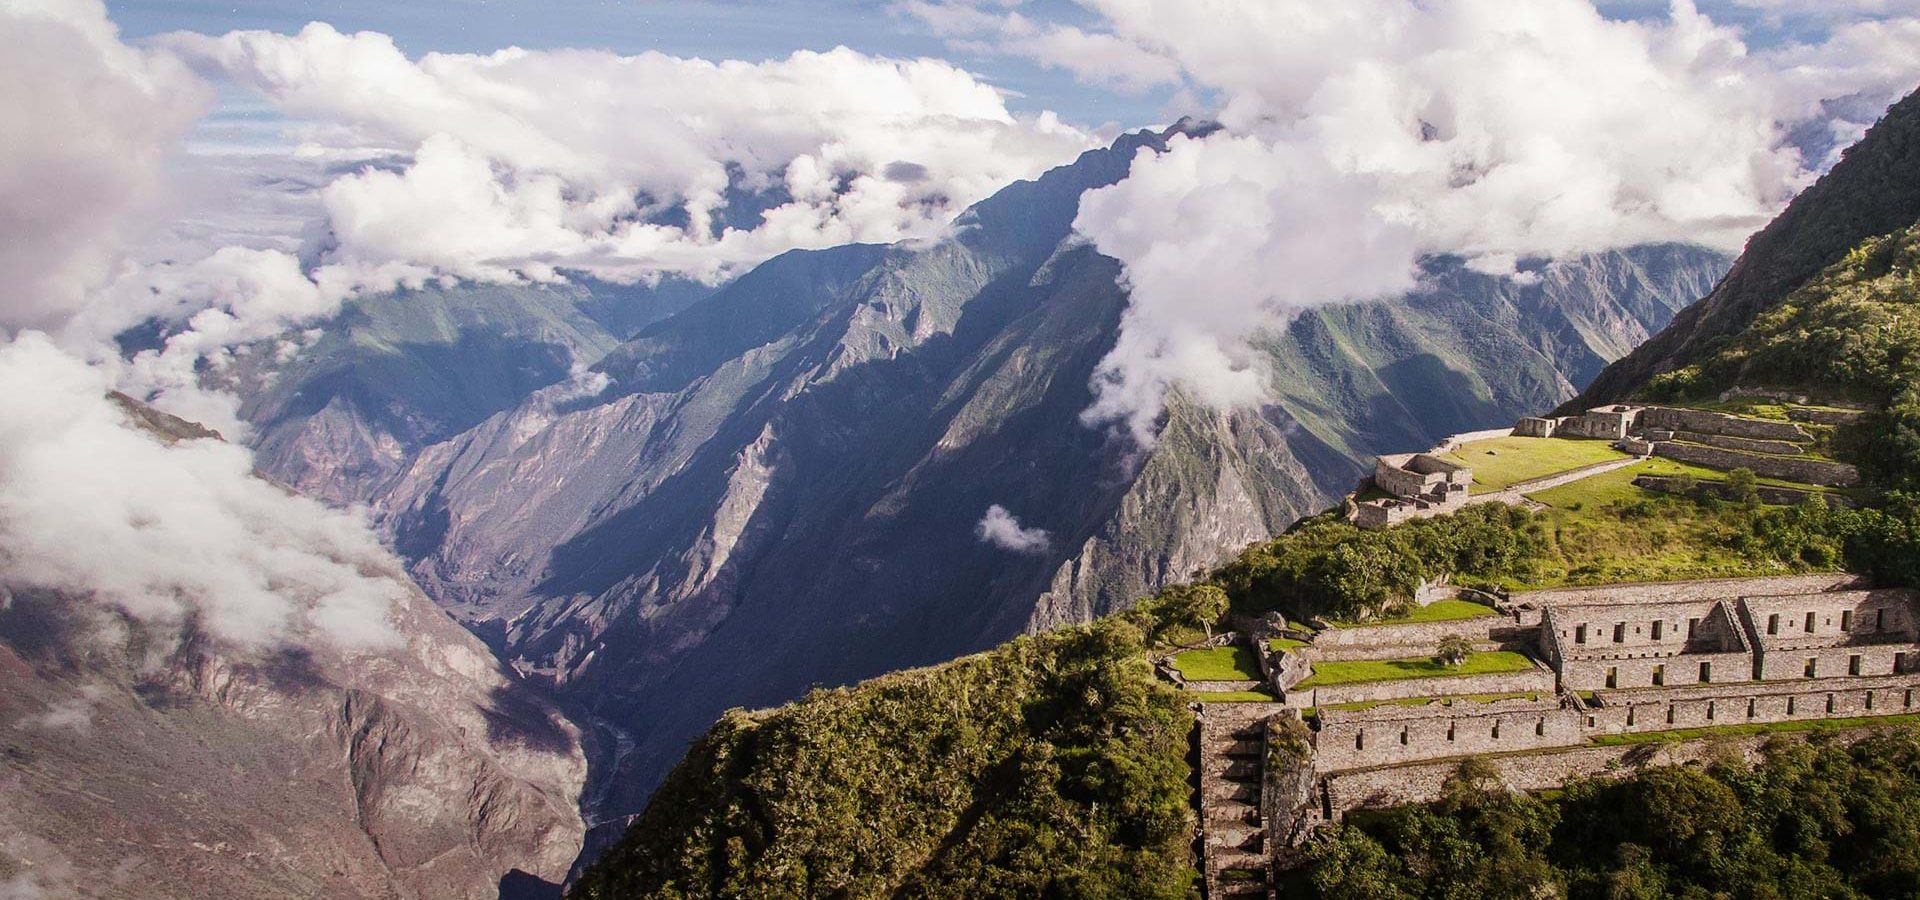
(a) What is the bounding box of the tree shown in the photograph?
[1726,468,1761,506]
[1436,634,1474,667]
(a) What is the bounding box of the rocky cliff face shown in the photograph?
[366,126,1728,820]
[0,402,588,900]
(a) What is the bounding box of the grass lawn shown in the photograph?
[1437,436,1630,494]
[1171,646,1262,682]
[1589,712,1920,746]
[1186,690,1279,703]
[1269,636,1308,651]
[1294,650,1536,688]
[1327,598,1498,628]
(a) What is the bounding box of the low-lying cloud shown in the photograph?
[976,505,1053,553]
[0,335,406,650]
[913,0,1920,446]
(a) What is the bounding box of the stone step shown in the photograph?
[1206,800,1260,825]
[1211,851,1272,875]
[1218,760,1261,781]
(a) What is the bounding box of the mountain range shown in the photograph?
[212,124,1729,827]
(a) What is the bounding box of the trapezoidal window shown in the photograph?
[1842,610,1854,632]
[1768,614,1781,636]
[1575,624,1587,644]
[1652,664,1665,686]
[1613,622,1626,643]
[1851,655,1863,676]
[1652,620,1664,641]
[1699,661,1712,683]
[1807,611,1818,633]
[1806,657,1818,678]
[1606,667,1618,689]
[1688,617,1699,638]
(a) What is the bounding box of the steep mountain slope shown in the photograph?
[0,400,588,900]
[373,126,1726,818]
[1572,87,1920,408]
[220,278,710,505]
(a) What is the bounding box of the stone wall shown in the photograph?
[1509,574,1861,611]
[1320,734,1758,819]
[1559,649,1754,692]
[1634,475,1856,508]
[1671,431,1807,455]
[1640,406,1811,442]
[1313,698,1582,772]
[1584,674,1920,735]
[1514,416,1558,438]
[1306,614,1515,659]
[1292,667,1555,708]
[1653,441,1860,486]
[1790,408,1866,426]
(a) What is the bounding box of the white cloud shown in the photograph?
[1051,0,1920,444]
[0,334,405,650]
[0,0,210,334]
[976,504,1052,553]
[898,1,1184,94]
[25,686,106,735]
[156,25,1095,288]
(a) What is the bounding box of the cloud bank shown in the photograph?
[0,2,403,656]
[909,0,1920,444]
[976,505,1053,553]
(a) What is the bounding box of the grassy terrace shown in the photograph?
[1589,712,1920,746]
[1170,646,1262,682]
[1185,690,1279,703]
[1294,650,1536,688]
[1437,436,1630,494]
[1325,598,1498,628]
[1269,636,1308,651]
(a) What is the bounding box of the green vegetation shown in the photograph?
[1301,729,1920,899]
[1589,712,1920,746]
[1294,651,1535,688]
[1170,646,1261,682]
[570,610,1197,899]
[1185,690,1279,703]
[1645,223,1920,492]
[1268,636,1308,651]
[1325,599,1497,628]
[1437,436,1631,493]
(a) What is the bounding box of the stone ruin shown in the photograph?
[1192,573,1920,894]
[1514,403,1863,488]
[1349,453,1472,529]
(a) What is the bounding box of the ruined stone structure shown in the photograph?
[1350,453,1471,529]
[1512,403,1862,489]
[1194,573,1920,875]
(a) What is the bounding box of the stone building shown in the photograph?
[1510,403,1862,487]
[1231,573,1920,850]
[1350,453,1472,529]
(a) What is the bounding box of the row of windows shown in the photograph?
[1571,608,1891,645]
[1600,654,1880,688]
[1354,717,1553,749]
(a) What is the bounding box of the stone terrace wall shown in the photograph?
[1584,674,1920,735]
[1306,615,1520,660]
[1635,476,1854,508]
[1791,408,1866,426]
[1314,698,1581,772]
[1319,733,1772,819]
[1293,667,1555,708]
[1509,574,1861,610]
[1755,641,1914,681]
[1640,407,1811,442]
[1671,431,1807,455]
[1653,441,1860,487]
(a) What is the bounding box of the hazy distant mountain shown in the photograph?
[0,400,588,900]
[222,277,712,505]
[360,125,1727,824]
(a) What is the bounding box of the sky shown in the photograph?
[3,0,1920,666]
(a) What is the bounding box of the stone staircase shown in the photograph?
[1198,703,1281,899]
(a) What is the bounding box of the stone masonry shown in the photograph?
[1513,402,1862,489]
[1350,453,1472,529]
[1222,574,1920,867]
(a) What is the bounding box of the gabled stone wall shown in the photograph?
[1640,406,1812,441]
[1313,697,1581,772]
